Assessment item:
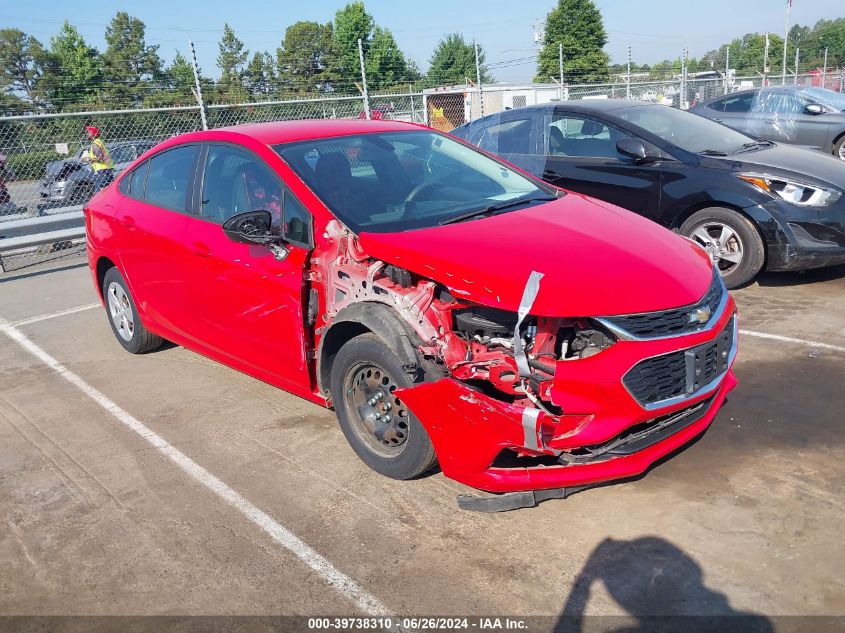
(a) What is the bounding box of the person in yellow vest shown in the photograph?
[81,126,115,192]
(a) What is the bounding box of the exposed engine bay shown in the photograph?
[315,221,616,420]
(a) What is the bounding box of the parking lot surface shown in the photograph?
[1,263,844,623]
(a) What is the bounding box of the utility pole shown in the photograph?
[724,45,730,94]
[189,39,208,131]
[474,40,484,118]
[822,47,829,89]
[680,48,687,109]
[626,45,632,100]
[794,47,800,85]
[358,38,370,120]
[559,43,564,101]
[781,0,791,85]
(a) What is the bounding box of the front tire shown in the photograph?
[330,333,437,480]
[680,207,765,289]
[102,267,163,354]
[834,135,845,161]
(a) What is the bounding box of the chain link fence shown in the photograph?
[1,68,843,274]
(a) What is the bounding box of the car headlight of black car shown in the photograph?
[738,173,842,207]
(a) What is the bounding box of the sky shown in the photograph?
[1,0,842,82]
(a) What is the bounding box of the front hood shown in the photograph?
[358,193,713,317]
[724,144,845,189]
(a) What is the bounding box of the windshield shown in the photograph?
[803,87,845,111]
[274,130,548,233]
[616,104,754,155]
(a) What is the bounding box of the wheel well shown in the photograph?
[833,130,845,153]
[673,203,769,268]
[95,256,116,298]
[318,321,372,400]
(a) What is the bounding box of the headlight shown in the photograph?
[738,173,841,207]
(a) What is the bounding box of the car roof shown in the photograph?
[213,118,424,145]
[455,100,654,127]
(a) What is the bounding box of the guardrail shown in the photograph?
[0,210,86,273]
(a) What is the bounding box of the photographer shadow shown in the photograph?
[554,536,773,633]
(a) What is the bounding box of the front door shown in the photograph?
[543,112,663,220]
[185,143,314,394]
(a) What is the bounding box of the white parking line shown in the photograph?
[739,329,845,354]
[11,303,101,327]
[0,318,392,617]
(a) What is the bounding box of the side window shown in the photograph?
[717,93,754,113]
[475,118,533,155]
[145,146,197,211]
[549,115,631,159]
[118,160,149,198]
[283,190,312,247]
[201,145,282,225]
[754,91,804,115]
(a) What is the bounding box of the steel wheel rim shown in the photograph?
[107,281,135,342]
[838,144,845,161]
[690,222,744,275]
[343,362,410,457]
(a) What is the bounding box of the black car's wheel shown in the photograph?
[834,135,845,161]
[330,333,437,480]
[102,267,163,354]
[680,207,765,289]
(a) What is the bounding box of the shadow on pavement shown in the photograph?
[554,536,774,633]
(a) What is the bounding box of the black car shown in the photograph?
[451,101,845,287]
[691,86,845,161]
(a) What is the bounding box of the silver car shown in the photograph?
[691,86,845,161]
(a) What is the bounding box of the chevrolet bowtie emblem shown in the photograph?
[689,306,712,325]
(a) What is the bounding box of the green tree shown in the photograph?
[102,12,163,105]
[365,26,413,90]
[333,2,374,79]
[427,33,489,87]
[245,51,274,97]
[535,0,610,83]
[0,28,47,106]
[277,21,338,94]
[217,23,249,101]
[43,21,101,108]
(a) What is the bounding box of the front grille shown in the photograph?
[601,269,724,339]
[623,316,735,408]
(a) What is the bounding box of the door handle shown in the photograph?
[712,118,724,123]
[191,242,211,258]
[119,215,134,228]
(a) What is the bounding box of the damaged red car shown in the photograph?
[86,119,738,510]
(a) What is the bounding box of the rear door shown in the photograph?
[184,143,314,393]
[702,91,756,134]
[115,144,199,340]
[542,111,663,219]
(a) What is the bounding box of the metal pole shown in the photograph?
[189,39,208,130]
[559,43,564,101]
[409,84,416,123]
[724,46,730,94]
[680,48,686,109]
[763,33,770,86]
[358,38,370,120]
[822,47,828,89]
[474,40,484,117]
[781,1,790,85]
[626,45,631,99]
[794,47,799,85]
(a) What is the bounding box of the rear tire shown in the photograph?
[330,333,437,480]
[102,267,163,354]
[680,207,765,289]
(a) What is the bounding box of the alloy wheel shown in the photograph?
[107,282,135,342]
[690,222,744,275]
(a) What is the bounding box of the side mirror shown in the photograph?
[805,103,825,115]
[221,210,289,261]
[617,138,660,163]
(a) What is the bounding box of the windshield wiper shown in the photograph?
[699,149,729,156]
[439,195,557,226]
[733,140,774,154]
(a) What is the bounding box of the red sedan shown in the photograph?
[85,119,737,511]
